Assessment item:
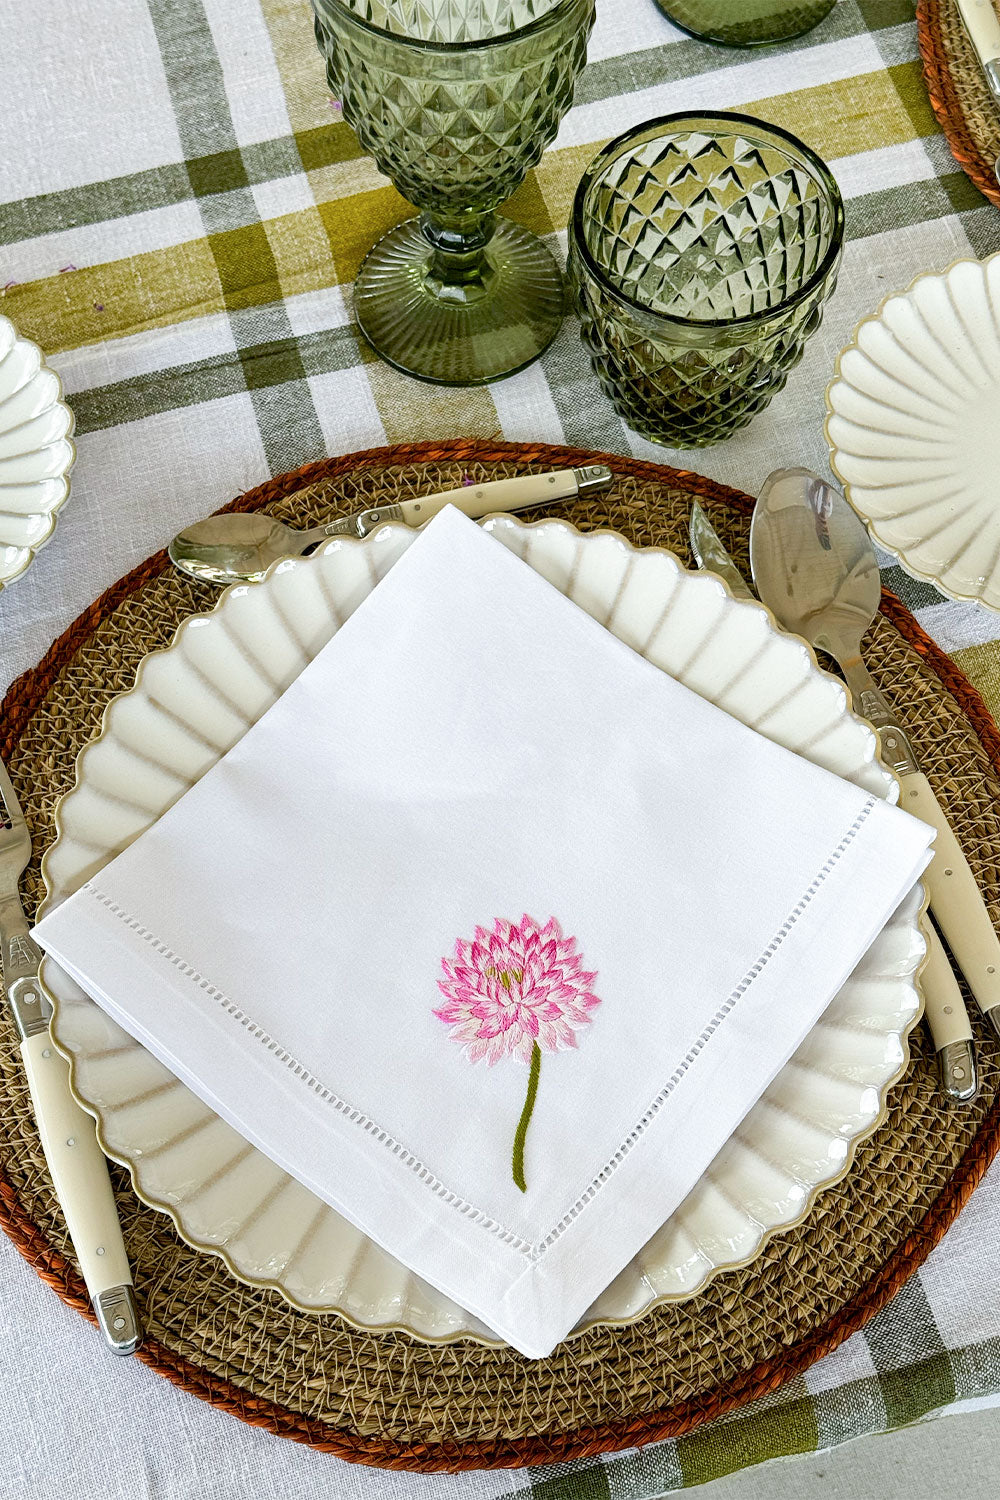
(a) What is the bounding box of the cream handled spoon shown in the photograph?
[750,468,988,1100]
[169,465,613,584]
[690,496,975,1101]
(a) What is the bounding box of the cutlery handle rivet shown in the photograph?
[96,1246,105,1256]
[66,1137,75,1148]
[944,1005,954,1015]
[41,1048,50,1058]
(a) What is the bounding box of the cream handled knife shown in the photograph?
[957,0,1000,99]
[0,757,140,1354]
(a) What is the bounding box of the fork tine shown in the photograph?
[0,755,25,834]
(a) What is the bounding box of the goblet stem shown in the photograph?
[420,211,497,298]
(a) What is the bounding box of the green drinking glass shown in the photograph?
[568,112,844,449]
[311,0,595,386]
[655,0,836,46]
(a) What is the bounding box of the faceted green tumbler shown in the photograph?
[569,112,844,448]
[311,0,595,386]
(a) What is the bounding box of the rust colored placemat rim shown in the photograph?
[3,437,1000,1472]
[918,0,1000,209]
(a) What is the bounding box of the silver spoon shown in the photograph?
[750,467,985,1103]
[168,465,613,585]
[169,511,341,585]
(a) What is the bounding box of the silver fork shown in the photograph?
[0,755,140,1354]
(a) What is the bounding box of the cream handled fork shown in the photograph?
[0,756,140,1354]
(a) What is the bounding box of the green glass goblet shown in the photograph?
[568,111,844,449]
[311,0,595,386]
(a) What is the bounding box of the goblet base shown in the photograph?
[354,217,564,386]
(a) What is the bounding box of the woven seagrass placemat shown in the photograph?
[3,438,1000,1472]
[919,0,1000,208]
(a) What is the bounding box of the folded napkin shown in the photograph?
[36,507,932,1357]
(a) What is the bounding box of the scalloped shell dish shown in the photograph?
[39,517,926,1346]
[826,253,1000,611]
[0,313,75,590]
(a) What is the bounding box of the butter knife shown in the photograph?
[0,756,140,1353]
[688,501,978,1104]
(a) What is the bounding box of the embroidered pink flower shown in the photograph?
[434,915,601,1191]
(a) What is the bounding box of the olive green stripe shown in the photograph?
[0,164,192,247]
[810,1373,888,1449]
[676,1391,818,1487]
[855,0,917,30]
[56,165,997,440]
[846,172,988,240]
[0,123,363,246]
[949,1335,1000,1399]
[957,201,1000,261]
[69,328,362,435]
[876,1352,957,1430]
[602,1437,685,1496]
[863,1273,955,1432]
[575,2,911,110]
[146,0,324,477]
[1,8,911,248]
[524,1461,612,1499]
[881,564,946,610]
[499,1342,1000,1498]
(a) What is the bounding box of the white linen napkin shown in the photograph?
[35,507,932,1358]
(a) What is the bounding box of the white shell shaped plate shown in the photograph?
[0,314,75,590]
[40,518,925,1345]
[826,254,1000,611]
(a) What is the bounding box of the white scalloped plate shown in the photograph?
[0,313,75,591]
[826,254,1000,612]
[39,517,925,1345]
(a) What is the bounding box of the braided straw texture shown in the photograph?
[918,0,1000,208]
[2,440,1000,1471]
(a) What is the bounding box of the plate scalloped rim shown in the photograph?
[824,252,1000,612]
[38,514,929,1346]
[0,312,76,591]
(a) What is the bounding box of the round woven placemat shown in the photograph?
[3,438,1000,1472]
[919,0,1000,208]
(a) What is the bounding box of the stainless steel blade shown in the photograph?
[688,502,755,601]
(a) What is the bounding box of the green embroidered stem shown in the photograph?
[512,1042,541,1193]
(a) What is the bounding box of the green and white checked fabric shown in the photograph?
[3,1,1000,1496]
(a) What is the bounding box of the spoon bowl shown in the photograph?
[168,513,327,584]
[749,467,880,669]
[749,465,984,1105]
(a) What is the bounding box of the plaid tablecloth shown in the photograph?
[3,1,1000,1496]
